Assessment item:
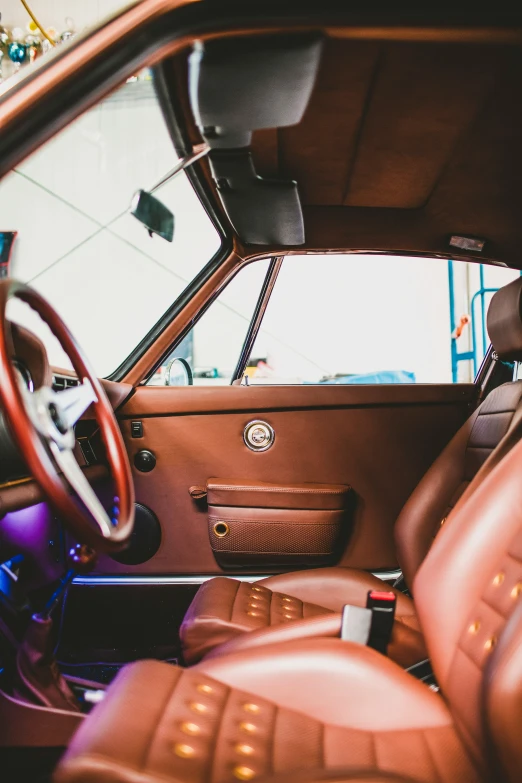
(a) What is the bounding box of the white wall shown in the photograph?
[0,0,129,31]
[185,253,519,387]
[1,74,220,377]
[252,254,453,383]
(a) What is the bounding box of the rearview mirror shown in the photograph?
[130,190,174,242]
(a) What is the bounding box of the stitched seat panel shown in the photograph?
[55,664,479,783]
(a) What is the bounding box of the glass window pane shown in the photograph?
[247,255,519,385]
[148,258,270,386]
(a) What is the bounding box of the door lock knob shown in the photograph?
[134,449,156,472]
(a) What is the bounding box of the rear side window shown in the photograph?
[245,255,519,385]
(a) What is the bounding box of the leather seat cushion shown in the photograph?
[55,641,479,783]
[180,568,425,667]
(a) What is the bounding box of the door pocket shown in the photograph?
[206,479,353,568]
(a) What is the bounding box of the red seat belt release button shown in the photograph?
[366,590,396,655]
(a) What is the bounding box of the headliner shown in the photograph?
[174,34,522,267]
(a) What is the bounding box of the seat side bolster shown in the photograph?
[260,568,416,617]
[201,611,426,668]
[394,411,477,588]
[180,577,249,664]
[484,599,522,783]
[55,660,182,783]
[202,613,342,660]
[55,754,163,783]
[195,638,452,731]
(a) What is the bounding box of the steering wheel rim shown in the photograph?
[0,279,134,552]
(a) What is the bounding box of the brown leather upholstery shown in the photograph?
[487,275,522,361]
[181,569,425,666]
[181,370,522,665]
[258,773,420,783]
[55,647,478,783]
[54,420,522,783]
[178,278,522,666]
[395,377,522,586]
[206,479,352,510]
[414,431,522,781]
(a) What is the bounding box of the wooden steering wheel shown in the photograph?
[0,280,134,552]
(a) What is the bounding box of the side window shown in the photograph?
[148,258,270,386]
[245,255,519,385]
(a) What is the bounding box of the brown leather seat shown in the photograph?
[180,277,522,666]
[55,431,522,783]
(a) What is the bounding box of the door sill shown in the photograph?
[73,569,402,586]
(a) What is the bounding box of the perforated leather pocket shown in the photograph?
[206,480,353,568]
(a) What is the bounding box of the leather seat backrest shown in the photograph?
[414,433,522,782]
[395,275,522,588]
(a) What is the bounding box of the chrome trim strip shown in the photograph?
[243,420,275,452]
[72,574,271,586]
[72,569,402,587]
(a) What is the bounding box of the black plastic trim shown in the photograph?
[232,257,283,382]
[140,256,274,386]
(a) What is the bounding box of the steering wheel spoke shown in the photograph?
[49,443,114,538]
[56,379,98,429]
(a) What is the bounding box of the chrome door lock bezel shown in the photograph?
[243,420,275,452]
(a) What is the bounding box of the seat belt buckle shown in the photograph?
[366,590,396,654]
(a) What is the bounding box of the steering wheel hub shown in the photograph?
[48,402,68,435]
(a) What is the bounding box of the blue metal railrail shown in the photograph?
[448,262,522,381]
[448,260,472,382]
[448,261,498,382]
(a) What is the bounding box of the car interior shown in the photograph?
[1,3,522,783]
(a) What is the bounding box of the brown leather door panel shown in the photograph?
[92,383,477,575]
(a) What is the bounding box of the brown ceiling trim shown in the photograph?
[327,28,522,44]
[340,43,384,205]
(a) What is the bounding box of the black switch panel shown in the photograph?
[131,421,143,438]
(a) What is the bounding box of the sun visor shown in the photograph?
[188,34,324,245]
[209,150,304,245]
[189,35,324,148]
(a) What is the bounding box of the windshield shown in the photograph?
[0,71,222,377]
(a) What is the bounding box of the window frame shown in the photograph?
[142,255,278,385]
[231,257,283,383]
[151,252,513,389]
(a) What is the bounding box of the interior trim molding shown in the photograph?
[72,574,272,586]
[72,569,402,587]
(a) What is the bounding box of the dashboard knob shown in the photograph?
[134,449,156,473]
